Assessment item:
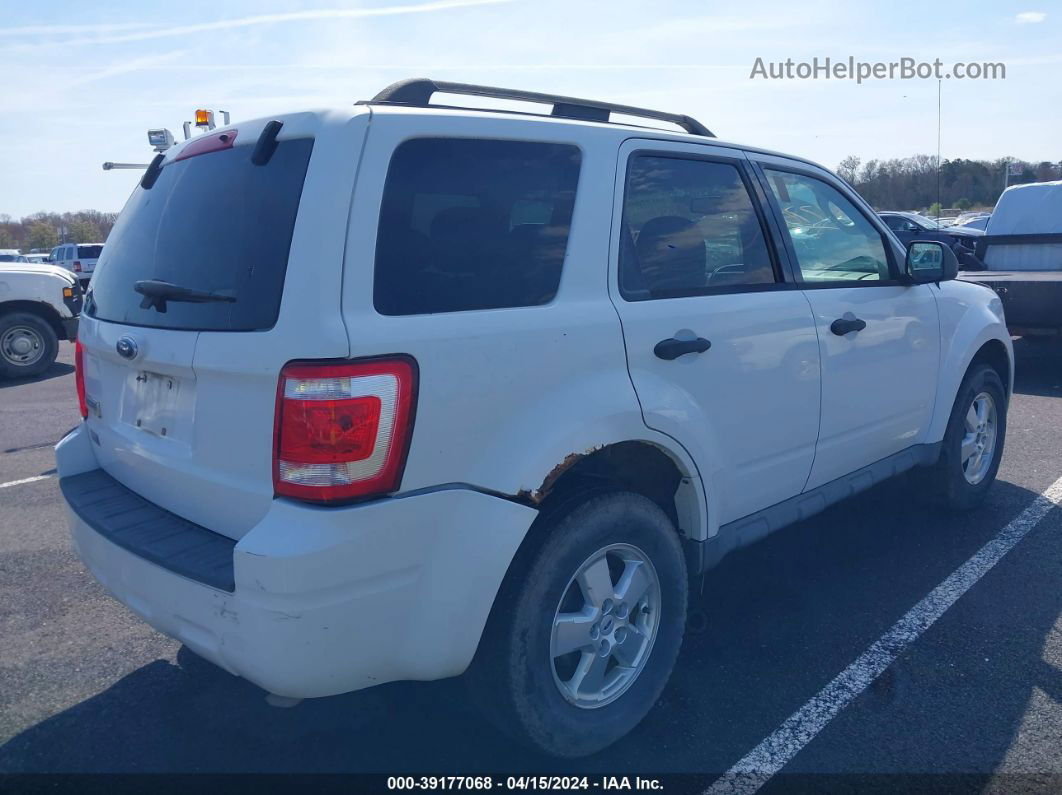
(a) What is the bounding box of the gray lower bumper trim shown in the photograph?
[688,442,943,574]
[61,469,236,592]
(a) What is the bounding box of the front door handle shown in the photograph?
[830,317,867,336]
[654,337,711,360]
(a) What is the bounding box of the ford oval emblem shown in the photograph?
[116,336,138,360]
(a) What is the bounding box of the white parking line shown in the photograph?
[0,474,54,489]
[706,474,1062,795]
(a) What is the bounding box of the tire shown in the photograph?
[0,311,59,379]
[467,491,688,757]
[921,363,1007,511]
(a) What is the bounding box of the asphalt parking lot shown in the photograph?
[2,341,1061,789]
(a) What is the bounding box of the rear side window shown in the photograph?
[620,156,777,300]
[374,138,582,315]
[86,138,314,331]
[77,245,103,258]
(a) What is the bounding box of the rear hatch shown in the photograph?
[78,112,365,539]
[75,244,103,276]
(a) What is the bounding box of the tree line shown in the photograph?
[3,154,1060,249]
[0,210,118,253]
[836,155,1062,213]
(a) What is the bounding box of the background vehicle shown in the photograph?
[57,79,1013,758]
[879,210,984,253]
[50,242,103,288]
[0,261,81,378]
[0,249,20,263]
[16,253,51,264]
[959,180,1062,337]
[950,214,991,231]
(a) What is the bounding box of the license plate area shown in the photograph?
[118,369,196,444]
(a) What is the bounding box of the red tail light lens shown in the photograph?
[274,357,417,503]
[74,339,87,419]
[73,260,82,272]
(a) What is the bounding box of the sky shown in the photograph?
[1,0,1059,217]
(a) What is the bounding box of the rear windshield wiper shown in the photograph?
[134,279,237,314]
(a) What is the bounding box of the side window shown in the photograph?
[620,156,777,300]
[885,216,918,233]
[374,138,581,316]
[764,169,892,283]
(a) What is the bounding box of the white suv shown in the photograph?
[57,80,1012,757]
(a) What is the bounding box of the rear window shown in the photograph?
[86,138,314,331]
[77,245,103,259]
[374,138,581,315]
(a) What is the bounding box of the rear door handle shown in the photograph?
[830,317,867,336]
[654,337,711,360]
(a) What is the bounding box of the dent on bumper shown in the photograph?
[58,426,538,698]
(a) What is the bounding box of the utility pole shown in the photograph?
[936,79,942,218]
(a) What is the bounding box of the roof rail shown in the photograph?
[363,78,715,138]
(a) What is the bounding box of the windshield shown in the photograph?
[86,137,313,331]
[910,214,940,229]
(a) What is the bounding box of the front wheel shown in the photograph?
[921,363,1007,511]
[0,312,59,379]
[468,492,688,757]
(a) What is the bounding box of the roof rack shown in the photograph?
[362,78,715,138]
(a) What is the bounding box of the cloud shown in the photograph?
[1014,11,1047,23]
[0,22,155,37]
[66,51,188,87]
[28,0,512,47]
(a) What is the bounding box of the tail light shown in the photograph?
[74,339,87,419]
[274,357,417,503]
[73,260,82,272]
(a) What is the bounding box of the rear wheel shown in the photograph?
[468,492,688,757]
[921,364,1007,511]
[0,312,59,379]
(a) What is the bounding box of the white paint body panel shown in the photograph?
[58,424,536,698]
[800,284,940,489]
[0,263,78,319]
[607,140,821,526]
[77,111,365,541]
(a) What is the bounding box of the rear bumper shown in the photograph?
[60,316,79,342]
[57,425,537,698]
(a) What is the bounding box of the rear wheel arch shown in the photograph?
[529,440,705,543]
[0,300,65,341]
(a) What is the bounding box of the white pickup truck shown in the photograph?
[0,262,82,378]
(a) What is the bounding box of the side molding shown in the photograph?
[687,443,942,573]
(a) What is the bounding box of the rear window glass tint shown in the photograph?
[77,245,103,258]
[85,138,314,331]
[374,138,581,315]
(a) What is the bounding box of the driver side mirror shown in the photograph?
[905,240,958,283]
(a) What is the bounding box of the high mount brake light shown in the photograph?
[273,358,417,503]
